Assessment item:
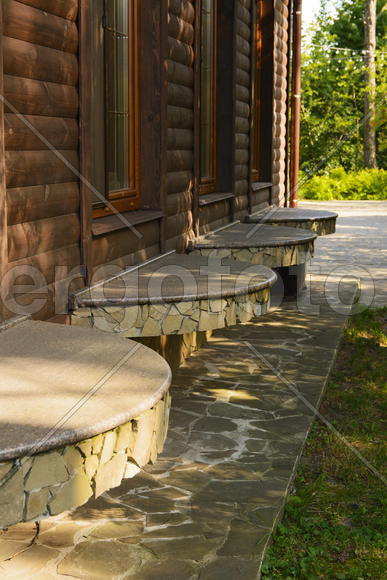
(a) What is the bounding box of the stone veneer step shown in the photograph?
[189,223,317,268]
[245,206,338,236]
[71,253,277,337]
[0,320,172,528]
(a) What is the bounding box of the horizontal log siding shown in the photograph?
[234,0,251,221]
[272,0,288,206]
[3,0,81,320]
[166,0,194,250]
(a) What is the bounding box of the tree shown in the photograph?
[300,0,386,175]
[364,0,377,168]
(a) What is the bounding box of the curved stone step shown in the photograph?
[189,223,317,268]
[71,253,277,337]
[0,320,172,528]
[246,207,338,235]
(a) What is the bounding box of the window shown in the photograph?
[200,0,217,194]
[92,0,141,217]
[251,0,263,182]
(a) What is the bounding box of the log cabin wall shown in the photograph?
[1,0,82,321]
[271,0,289,205]
[165,0,195,251]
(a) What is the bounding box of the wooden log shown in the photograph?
[199,200,230,227]
[167,105,193,129]
[236,20,250,43]
[6,244,80,290]
[8,213,80,262]
[235,115,249,134]
[3,37,78,86]
[234,163,249,180]
[167,128,193,150]
[235,132,249,149]
[15,0,78,21]
[236,2,251,26]
[167,59,193,87]
[3,75,79,118]
[166,190,192,216]
[233,194,248,212]
[3,0,78,54]
[167,150,193,172]
[235,148,249,165]
[168,0,195,24]
[165,210,192,239]
[168,82,194,108]
[7,182,79,225]
[252,188,271,206]
[235,179,249,197]
[5,150,79,188]
[235,51,250,73]
[235,34,250,57]
[167,170,193,194]
[168,36,194,67]
[4,114,78,151]
[92,221,160,267]
[168,13,194,45]
[235,100,249,118]
[235,84,250,104]
[235,68,250,89]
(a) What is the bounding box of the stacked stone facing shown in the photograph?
[0,394,171,529]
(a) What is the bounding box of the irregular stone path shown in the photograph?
[0,201,386,579]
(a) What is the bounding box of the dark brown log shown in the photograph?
[0,8,9,320]
[4,114,78,151]
[167,170,193,194]
[3,0,78,54]
[168,0,195,24]
[235,100,249,118]
[167,60,194,87]
[235,116,249,133]
[167,128,193,150]
[235,179,249,197]
[8,213,80,262]
[235,67,250,88]
[235,132,249,149]
[7,182,79,225]
[3,37,78,86]
[167,105,193,129]
[3,75,79,118]
[235,33,250,57]
[234,163,249,180]
[236,84,250,103]
[165,210,192,239]
[235,148,249,164]
[168,36,194,67]
[167,150,193,172]
[199,200,230,227]
[92,221,160,267]
[236,20,251,43]
[166,190,192,216]
[236,2,251,26]
[168,82,194,108]
[233,193,248,212]
[15,0,78,21]
[5,150,79,188]
[251,187,271,206]
[7,245,80,289]
[168,13,194,44]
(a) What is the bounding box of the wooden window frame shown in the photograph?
[199,0,217,195]
[93,0,141,218]
[251,0,263,183]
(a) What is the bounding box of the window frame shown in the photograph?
[251,0,263,183]
[199,0,218,195]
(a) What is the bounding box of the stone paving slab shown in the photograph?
[0,201,385,578]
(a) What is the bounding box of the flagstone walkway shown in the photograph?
[0,201,386,579]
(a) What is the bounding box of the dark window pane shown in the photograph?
[200,0,216,183]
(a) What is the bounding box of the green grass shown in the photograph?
[299,168,387,201]
[261,307,387,580]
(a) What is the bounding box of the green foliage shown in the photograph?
[300,0,387,174]
[299,168,387,200]
[261,307,387,579]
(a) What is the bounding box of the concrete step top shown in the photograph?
[73,253,277,308]
[0,320,172,461]
[246,207,338,224]
[191,223,317,250]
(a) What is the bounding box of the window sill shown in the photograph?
[252,181,272,192]
[92,209,164,237]
[199,192,234,207]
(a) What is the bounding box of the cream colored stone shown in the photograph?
[49,469,93,515]
[154,400,165,453]
[20,457,33,478]
[191,308,201,321]
[115,422,134,453]
[176,301,194,315]
[141,317,161,337]
[162,315,182,334]
[73,308,92,319]
[131,409,156,467]
[77,438,93,457]
[71,316,93,328]
[124,462,141,479]
[149,304,166,320]
[236,249,253,263]
[0,462,11,482]
[150,433,158,464]
[63,447,84,474]
[209,299,227,313]
[198,311,222,331]
[225,303,236,326]
[94,453,126,497]
[118,306,140,329]
[25,452,69,491]
[0,467,24,528]
[25,488,49,521]
[100,431,116,465]
[92,434,104,454]
[180,317,197,334]
[85,455,99,479]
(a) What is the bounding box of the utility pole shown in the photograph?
[364,0,377,169]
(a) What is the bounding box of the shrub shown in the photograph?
[299,168,387,201]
